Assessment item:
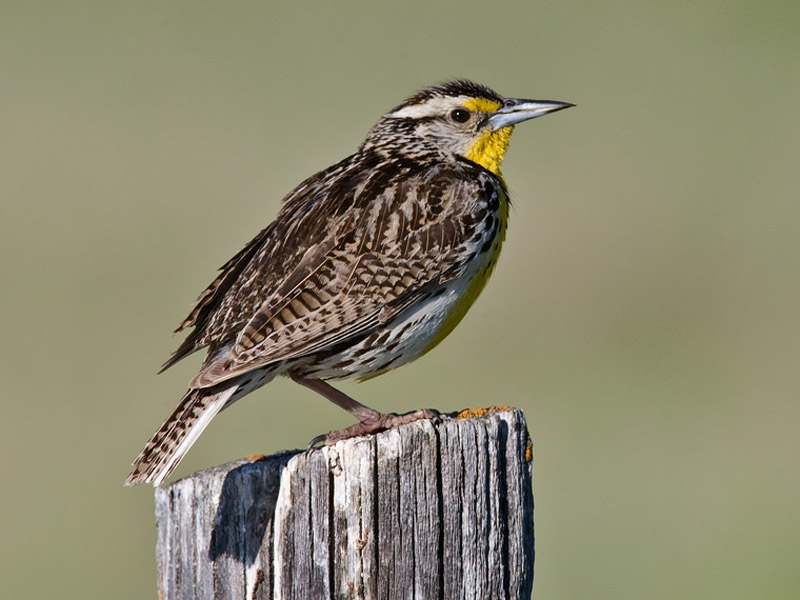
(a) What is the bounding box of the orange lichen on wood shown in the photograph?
[455,405,512,419]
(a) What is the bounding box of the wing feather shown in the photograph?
[178,157,502,389]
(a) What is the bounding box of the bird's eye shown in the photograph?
[450,108,471,123]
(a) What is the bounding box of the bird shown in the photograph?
[125,80,572,486]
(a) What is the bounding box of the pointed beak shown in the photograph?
[486,99,574,131]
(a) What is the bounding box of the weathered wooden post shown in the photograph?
[154,408,534,599]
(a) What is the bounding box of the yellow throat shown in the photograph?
[463,125,514,176]
[461,97,514,176]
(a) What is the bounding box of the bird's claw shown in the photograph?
[305,407,440,450]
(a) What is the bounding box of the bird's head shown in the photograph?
[362,80,573,175]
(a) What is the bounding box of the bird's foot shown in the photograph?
[307,407,440,450]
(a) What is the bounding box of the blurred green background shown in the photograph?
[2,1,798,598]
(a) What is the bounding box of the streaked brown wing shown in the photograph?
[189,165,496,389]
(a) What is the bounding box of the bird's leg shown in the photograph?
[290,374,439,448]
[290,374,379,421]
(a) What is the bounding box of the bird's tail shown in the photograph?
[125,384,239,487]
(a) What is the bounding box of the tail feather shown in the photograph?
[125,385,238,487]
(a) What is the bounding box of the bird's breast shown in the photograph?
[288,180,510,382]
[417,187,509,358]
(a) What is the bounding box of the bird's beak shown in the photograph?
[486,99,574,131]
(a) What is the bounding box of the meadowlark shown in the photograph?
[125,80,572,486]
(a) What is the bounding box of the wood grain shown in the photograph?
[154,409,533,599]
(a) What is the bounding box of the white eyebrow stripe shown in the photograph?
[388,96,467,119]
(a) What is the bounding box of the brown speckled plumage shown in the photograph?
[126,80,572,486]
